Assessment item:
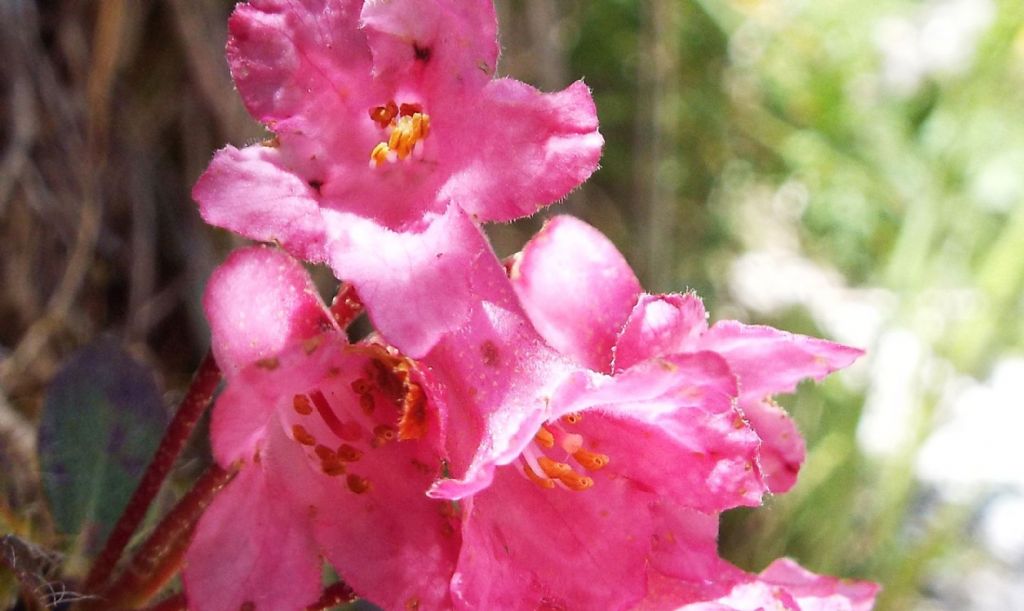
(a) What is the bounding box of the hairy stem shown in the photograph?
[98,465,235,609]
[84,351,221,594]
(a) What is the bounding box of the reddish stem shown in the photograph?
[329,282,363,329]
[84,351,221,594]
[305,581,358,611]
[97,464,235,609]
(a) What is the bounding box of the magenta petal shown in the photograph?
[194,145,329,262]
[698,321,863,402]
[614,293,709,372]
[327,206,493,358]
[451,468,652,610]
[554,354,766,509]
[303,371,459,610]
[642,557,879,611]
[426,304,574,501]
[209,331,348,467]
[741,399,806,494]
[360,0,498,95]
[511,215,641,372]
[442,81,603,223]
[203,246,329,376]
[184,427,320,611]
[228,0,372,125]
[757,558,880,611]
[646,504,729,585]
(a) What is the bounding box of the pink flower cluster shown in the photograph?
[186,1,879,609]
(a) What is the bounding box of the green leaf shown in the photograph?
[38,338,167,556]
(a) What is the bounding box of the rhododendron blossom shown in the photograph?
[336,217,766,608]
[509,216,864,493]
[184,247,459,610]
[194,0,602,353]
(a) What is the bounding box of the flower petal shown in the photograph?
[426,300,575,500]
[646,504,730,586]
[327,206,494,358]
[511,215,641,372]
[194,145,329,262]
[184,426,321,611]
[697,321,863,402]
[451,467,652,610]
[757,558,880,611]
[441,80,603,222]
[227,0,373,126]
[209,331,347,467]
[614,293,709,372]
[203,246,329,376]
[741,398,806,494]
[553,354,766,510]
[360,0,499,96]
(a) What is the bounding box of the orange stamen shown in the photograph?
[558,470,595,491]
[314,444,336,462]
[351,378,374,395]
[336,444,363,462]
[572,448,609,471]
[292,394,313,415]
[562,412,583,425]
[537,457,572,479]
[534,426,555,449]
[373,424,397,446]
[291,424,316,446]
[346,474,371,494]
[321,459,346,476]
[524,464,555,489]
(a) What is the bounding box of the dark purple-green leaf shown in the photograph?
[38,338,167,555]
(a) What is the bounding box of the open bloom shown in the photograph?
[184,247,459,610]
[343,216,765,609]
[409,215,864,609]
[195,0,602,352]
[509,216,863,493]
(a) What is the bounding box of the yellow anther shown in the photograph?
[572,448,610,471]
[562,412,583,425]
[537,456,572,479]
[370,142,391,166]
[412,112,430,139]
[388,122,403,150]
[558,470,595,491]
[534,426,555,449]
[524,464,555,489]
[370,108,431,166]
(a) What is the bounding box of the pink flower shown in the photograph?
[642,557,879,610]
[184,247,460,610]
[375,218,769,609]
[509,216,863,493]
[194,0,602,351]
